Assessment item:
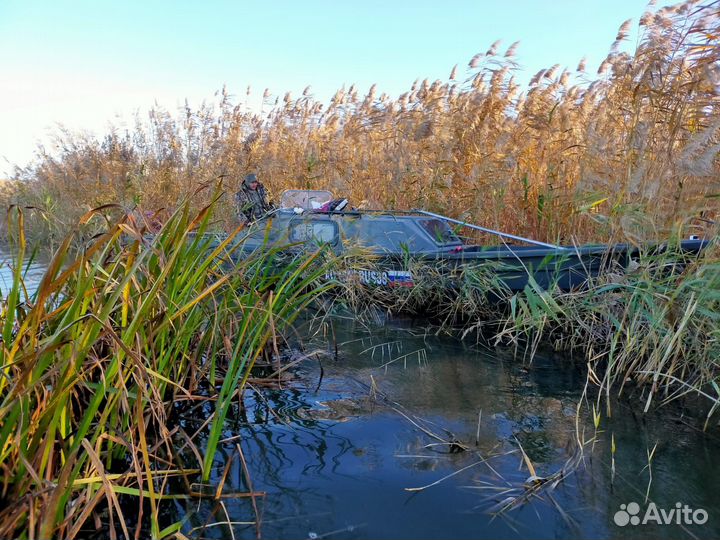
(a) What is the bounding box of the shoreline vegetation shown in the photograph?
[0,1,719,538]
[333,236,719,416]
[0,195,336,538]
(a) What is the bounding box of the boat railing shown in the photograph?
[413,209,568,250]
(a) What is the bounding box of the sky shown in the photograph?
[0,0,665,177]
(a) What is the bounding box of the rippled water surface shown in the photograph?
[176,316,720,540]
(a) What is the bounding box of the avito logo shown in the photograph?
[614,502,708,527]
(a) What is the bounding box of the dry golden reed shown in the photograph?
[3,1,719,244]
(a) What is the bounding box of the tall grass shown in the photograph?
[3,1,718,245]
[0,189,335,539]
[494,237,720,417]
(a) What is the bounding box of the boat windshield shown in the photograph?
[279,190,334,210]
[418,219,461,245]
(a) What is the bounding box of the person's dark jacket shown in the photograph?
[235,182,272,222]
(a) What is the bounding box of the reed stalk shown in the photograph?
[0,190,335,539]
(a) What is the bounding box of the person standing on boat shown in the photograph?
[235,172,273,223]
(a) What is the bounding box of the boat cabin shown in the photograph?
[239,189,464,255]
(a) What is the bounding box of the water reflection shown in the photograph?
[178,316,720,539]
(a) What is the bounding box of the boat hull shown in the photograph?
[376,239,709,292]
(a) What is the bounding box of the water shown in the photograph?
[3,249,719,539]
[0,246,47,297]
[175,316,720,540]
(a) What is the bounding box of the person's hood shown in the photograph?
[243,173,258,188]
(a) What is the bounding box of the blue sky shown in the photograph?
[0,0,664,175]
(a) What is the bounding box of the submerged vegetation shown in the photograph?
[0,192,335,538]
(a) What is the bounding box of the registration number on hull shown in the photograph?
[325,269,414,287]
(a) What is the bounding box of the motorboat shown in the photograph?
[229,189,710,292]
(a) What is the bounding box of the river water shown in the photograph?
[179,315,720,539]
[2,252,719,539]
[0,248,47,298]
